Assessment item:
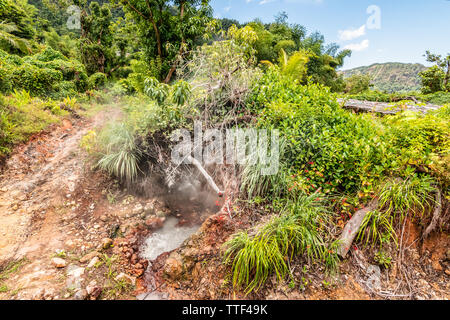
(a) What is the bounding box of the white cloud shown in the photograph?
[344,39,369,52]
[338,25,366,41]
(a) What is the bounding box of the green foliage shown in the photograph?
[127,58,154,93]
[357,174,436,249]
[0,90,65,157]
[97,122,143,183]
[420,65,445,94]
[421,51,450,93]
[357,209,397,249]
[144,77,169,105]
[79,1,114,75]
[374,250,392,269]
[278,49,310,83]
[0,21,32,54]
[251,70,389,194]
[377,175,436,221]
[119,0,213,82]
[0,47,88,97]
[344,74,372,94]
[0,0,35,41]
[34,46,67,62]
[89,72,107,89]
[11,63,63,96]
[224,194,338,294]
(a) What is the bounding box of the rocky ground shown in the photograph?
[0,103,448,300]
[0,104,172,300]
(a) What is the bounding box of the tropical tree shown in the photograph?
[420,51,450,93]
[0,21,32,54]
[344,74,372,94]
[77,0,114,74]
[117,0,213,83]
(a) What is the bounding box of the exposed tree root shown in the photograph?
[338,200,379,258]
[423,188,442,238]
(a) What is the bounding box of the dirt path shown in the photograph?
[0,104,126,299]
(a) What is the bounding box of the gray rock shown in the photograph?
[366,264,381,291]
[73,289,88,300]
[66,265,85,290]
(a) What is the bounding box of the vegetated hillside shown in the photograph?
[342,62,427,93]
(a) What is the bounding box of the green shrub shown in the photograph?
[11,63,63,96]
[34,47,67,62]
[97,122,142,182]
[51,81,78,99]
[127,59,152,93]
[89,72,107,89]
[224,195,338,294]
[0,59,13,93]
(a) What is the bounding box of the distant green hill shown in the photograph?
[341,62,427,93]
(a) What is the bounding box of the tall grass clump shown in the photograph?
[240,138,288,199]
[224,194,338,294]
[378,174,436,220]
[357,174,436,248]
[97,122,142,183]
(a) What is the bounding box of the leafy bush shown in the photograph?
[344,74,372,94]
[34,47,67,62]
[224,195,338,294]
[0,47,88,96]
[0,90,66,157]
[11,63,63,96]
[89,72,107,89]
[420,66,445,94]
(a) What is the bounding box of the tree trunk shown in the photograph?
[163,2,186,84]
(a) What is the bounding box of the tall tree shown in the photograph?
[424,51,450,90]
[77,0,114,74]
[117,0,212,83]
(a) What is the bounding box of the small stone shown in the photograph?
[445,269,450,276]
[31,288,45,300]
[100,215,108,222]
[80,251,99,263]
[87,256,100,269]
[86,280,102,300]
[164,252,183,280]
[101,238,113,250]
[66,266,85,290]
[145,217,165,230]
[115,273,136,286]
[144,203,154,214]
[65,240,76,250]
[132,268,144,277]
[156,211,165,218]
[73,289,88,300]
[51,257,67,268]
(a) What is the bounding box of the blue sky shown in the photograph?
[210,0,450,70]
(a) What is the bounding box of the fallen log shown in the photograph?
[187,155,224,196]
[338,200,379,258]
[423,189,442,238]
[337,98,441,115]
